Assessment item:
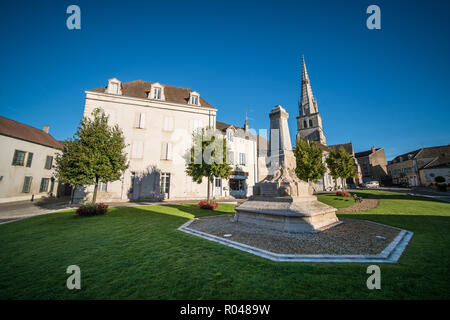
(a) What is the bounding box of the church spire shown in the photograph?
[300,55,317,116]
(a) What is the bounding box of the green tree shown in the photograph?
[55,109,128,203]
[293,137,326,183]
[185,127,232,203]
[325,146,356,191]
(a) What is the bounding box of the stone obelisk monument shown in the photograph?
[234,105,339,232]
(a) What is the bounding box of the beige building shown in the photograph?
[75,78,261,202]
[388,145,450,186]
[355,146,388,183]
[418,155,450,185]
[0,116,63,203]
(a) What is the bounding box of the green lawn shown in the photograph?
[1,190,450,299]
[317,193,355,208]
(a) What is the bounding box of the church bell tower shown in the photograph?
[296,56,327,145]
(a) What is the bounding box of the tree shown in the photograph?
[325,146,356,191]
[293,137,326,183]
[55,109,128,203]
[185,127,232,203]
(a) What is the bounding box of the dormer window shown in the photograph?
[149,83,165,101]
[154,87,161,100]
[107,78,122,95]
[227,130,233,141]
[189,91,200,106]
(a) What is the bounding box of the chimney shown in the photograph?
[42,125,50,134]
[371,146,376,154]
[244,119,249,132]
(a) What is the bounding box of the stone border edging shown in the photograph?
[178,219,413,263]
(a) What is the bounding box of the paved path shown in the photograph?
[0,199,71,224]
[0,198,244,224]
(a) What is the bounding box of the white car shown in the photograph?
[365,181,380,188]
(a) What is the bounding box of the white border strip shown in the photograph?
[178,219,413,263]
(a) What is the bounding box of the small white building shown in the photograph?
[0,116,63,203]
[215,121,259,198]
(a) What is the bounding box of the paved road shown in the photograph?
[0,199,71,224]
[0,198,243,224]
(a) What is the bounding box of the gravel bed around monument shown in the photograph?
[188,215,400,255]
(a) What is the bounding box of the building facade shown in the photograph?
[355,146,388,183]
[215,120,258,198]
[388,145,450,187]
[418,155,450,186]
[75,78,261,202]
[0,116,62,203]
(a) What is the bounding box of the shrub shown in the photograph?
[76,202,109,216]
[353,194,363,203]
[435,176,446,183]
[198,200,218,210]
[336,191,343,197]
[336,191,351,197]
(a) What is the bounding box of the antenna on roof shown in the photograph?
[245,109,254,122]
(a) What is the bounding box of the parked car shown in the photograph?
[365,181,380,188]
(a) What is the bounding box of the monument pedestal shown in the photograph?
[234,105,339,233]
[235,195,340,233]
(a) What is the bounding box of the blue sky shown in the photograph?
[0,0,449,160]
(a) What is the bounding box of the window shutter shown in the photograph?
[139,113,146,128]
[134,113,140,128]
[161,143,167,160]
[132,141,143,159]
[167,143,173,160]
[26,153,33,167]
[164,117,173,131]
[137,141,143,158]
[12,150,18,165]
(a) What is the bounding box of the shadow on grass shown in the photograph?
[163,204,234,219]
[353,191,446,203]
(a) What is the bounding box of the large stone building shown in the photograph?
[74,78,261,202]
[296,57,362,190]
[388,145,450,186]
[355,146,388,183]
[0,116,63,203]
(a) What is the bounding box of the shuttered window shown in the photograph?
[134,112,146,128]
[12,150,26,166]
[131,141,144,159]
[163,117,174,131]
[22,176,32,193]
[239,153,246,165]
[39,178,50,193]
[26,152,33,167]
[161,142,173,160]
[44,156,53,169]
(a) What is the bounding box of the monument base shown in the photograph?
[235,196,340,233]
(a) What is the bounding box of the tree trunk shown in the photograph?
[92,177,99,204]
[70,187,74,205]
[334,178,337,191]
[206,177,211,203]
